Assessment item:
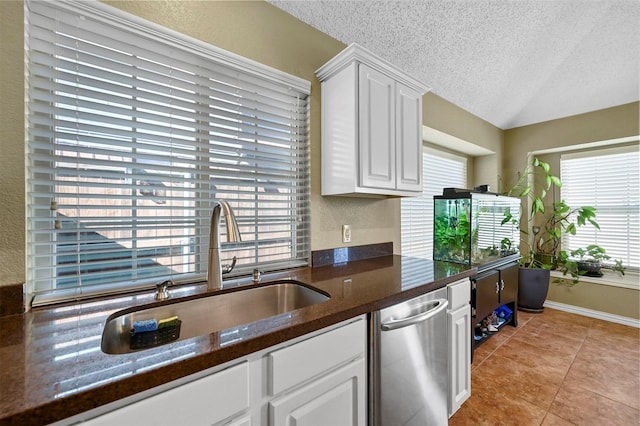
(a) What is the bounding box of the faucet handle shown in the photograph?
[155,280,173,300]
[221,256,237,274]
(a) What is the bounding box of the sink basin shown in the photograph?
[101,280,330,354]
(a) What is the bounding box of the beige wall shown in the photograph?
[548,280,639,320]
[423,92,503,191]
[504,102,640,320]
[0,0,500,290]
[3,1,637,320]
[0,1,25,286]
[502,102,639,188]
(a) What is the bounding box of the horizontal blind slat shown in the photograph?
[401,147,467,259]
[561,146,639,269]
[26,0,311,303]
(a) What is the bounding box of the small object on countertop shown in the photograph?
[132,319,158,333]
[157,316,180,329]
[130,318,182,350]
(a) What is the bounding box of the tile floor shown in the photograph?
[450,308,640,426]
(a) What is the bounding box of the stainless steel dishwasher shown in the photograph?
[370,287,449,426]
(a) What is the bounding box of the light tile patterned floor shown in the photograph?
[450,308,640,425]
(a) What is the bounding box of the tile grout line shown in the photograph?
[457,310,640,425]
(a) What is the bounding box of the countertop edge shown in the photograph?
[0,259,477,425]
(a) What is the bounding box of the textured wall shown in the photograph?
[503,102,639,188]
[0,1,25,286]
[503,103,640,320]
[2,1,637,320]
[0,0,407,290]
[423,92,503,191]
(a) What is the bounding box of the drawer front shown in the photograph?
[85,361,249,426]
[448,279,471,311]
[268,316,366,395]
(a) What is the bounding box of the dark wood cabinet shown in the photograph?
[470,262,518,360]
[497,263,518,309]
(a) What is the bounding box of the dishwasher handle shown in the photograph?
[380,298,448,331]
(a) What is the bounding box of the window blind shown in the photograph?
[560,146,639,270]
[401,147,467,259]
[26,0,311,304]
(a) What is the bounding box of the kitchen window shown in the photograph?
[560,145,639,272]
[401,147,467,259]
[26,0,311,305]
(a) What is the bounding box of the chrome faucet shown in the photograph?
[155,280,173,300]
[208,200,242,290]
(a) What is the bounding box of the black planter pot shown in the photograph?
[518,267,550,313]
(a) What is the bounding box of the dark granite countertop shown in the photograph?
[0,255,475,425]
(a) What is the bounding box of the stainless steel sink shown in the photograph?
[101,280,330,355]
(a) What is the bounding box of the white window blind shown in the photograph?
[26,0,311,304]
[401,147,467,259]
[561,146,639,270]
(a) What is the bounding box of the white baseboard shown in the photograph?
[543,300,640,328]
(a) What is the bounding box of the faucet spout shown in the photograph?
[208,200,241,290]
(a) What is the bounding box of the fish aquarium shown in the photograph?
[433,188,520,267]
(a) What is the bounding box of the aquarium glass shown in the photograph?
[434,191,520,266]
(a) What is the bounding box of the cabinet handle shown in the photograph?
[495,281,500,294]
[500,279,505,291]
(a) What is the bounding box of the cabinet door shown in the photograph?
[473,269,499,321]
[448,304,471,417]
[269,358,366,426]
[498,263,518,305]
[395,83,422,191]
[358,64,395,190]
[224,415,251,426]
[448,278,471,311]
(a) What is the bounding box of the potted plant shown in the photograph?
[560,244,625,279]
[502,157,623,311]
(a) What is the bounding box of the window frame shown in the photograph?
[560,144,639,274]
[401,146,468,260]
[25,0,311,305]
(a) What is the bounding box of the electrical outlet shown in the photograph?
[342,224,351,243]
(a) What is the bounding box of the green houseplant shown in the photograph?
[503,157,624,312]
[562,244,625,279]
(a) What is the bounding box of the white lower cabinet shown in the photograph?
[225,415,252,426]
[77,316,366,426]
[82,361,250,426]
[269,358,365,426]
[267,317,367,426]
[447,279,472,417]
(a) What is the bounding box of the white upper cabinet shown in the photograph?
[316,43,430,197]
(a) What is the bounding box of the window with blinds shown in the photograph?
[401,147,467,259]
[560,146,639,271]
[26,0,311,304]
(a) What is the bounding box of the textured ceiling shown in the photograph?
[268,0,639,130]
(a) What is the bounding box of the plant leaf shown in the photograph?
[539,160,550,173]
[519,186,531,197]
[532,198,545,214]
